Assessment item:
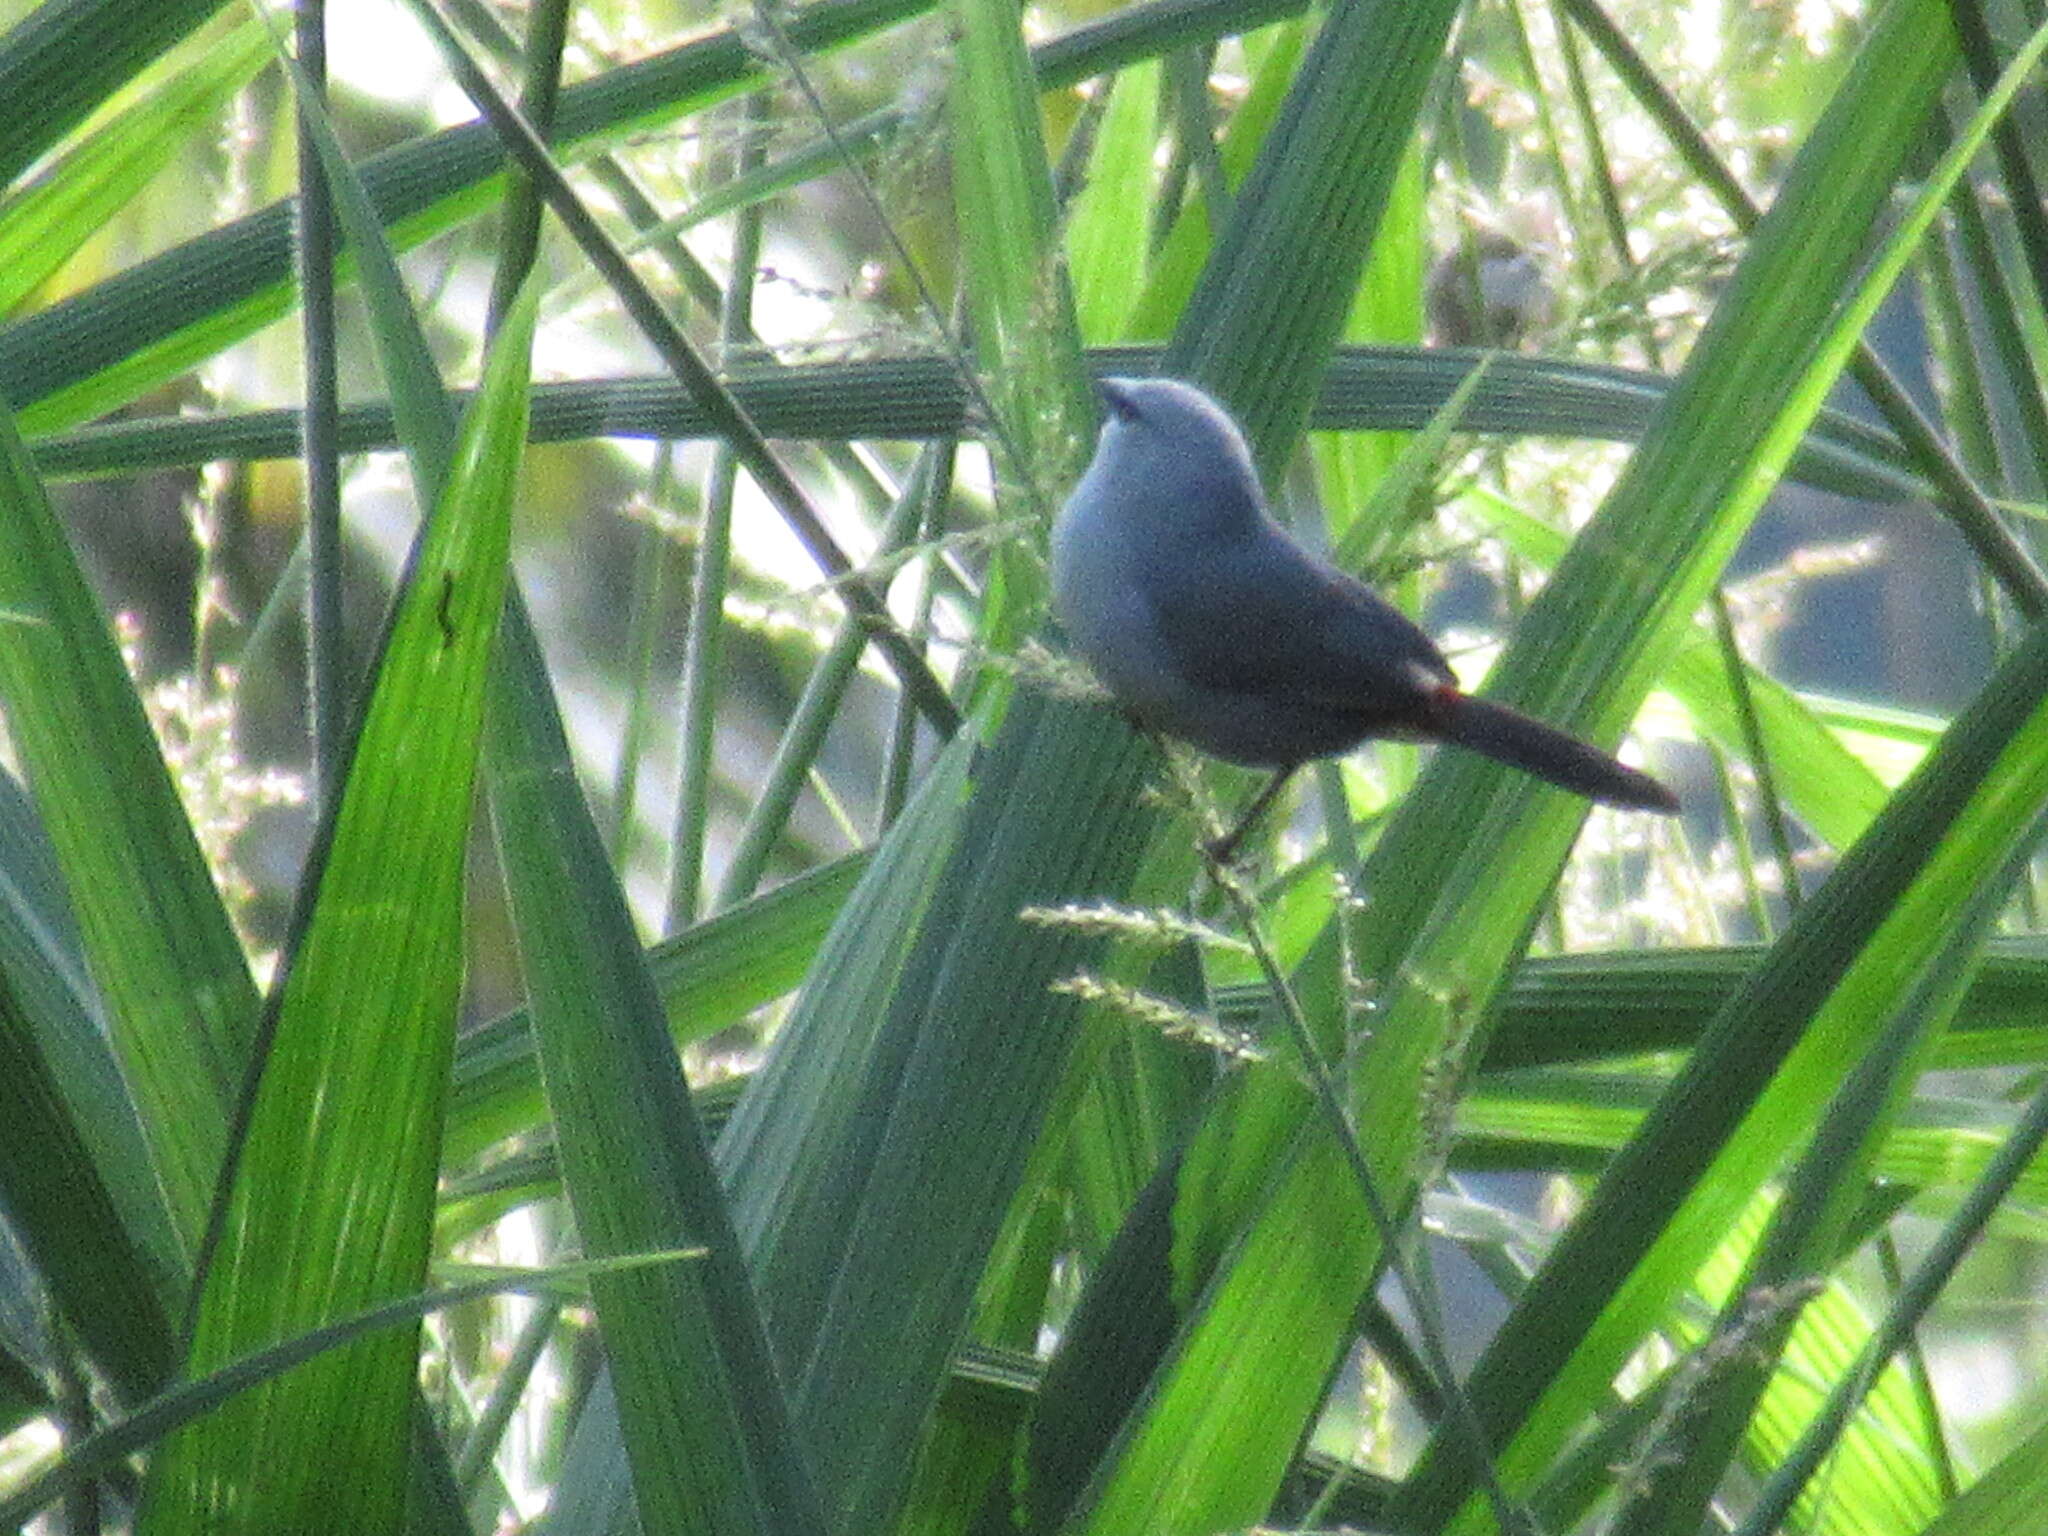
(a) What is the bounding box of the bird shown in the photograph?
[1427,231,1553,349]
[1049,376,1677,856]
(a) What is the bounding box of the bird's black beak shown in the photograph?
[1097,378,1140,422]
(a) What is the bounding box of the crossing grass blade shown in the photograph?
[486,580,826,1535]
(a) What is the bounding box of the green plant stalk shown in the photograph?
[1710,594,1801,912]
[612,447,682,858]
[1875,1231,1960,1502]
[879,442,956,829]
[715,447,941,910]
[1920,219,2006,491]
[453,1295,560,1491]
[1501,0,1592,292]
[670,89,771,928]
[1169,45,1231,233]
[1949,0,2048,339]
[1948,161,2048,507]
[481,0,572,332]
[1551,0,1632,277]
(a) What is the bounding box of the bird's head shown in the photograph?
[1080,377,1267,539]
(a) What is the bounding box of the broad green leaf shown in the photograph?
[137,285,535,1536]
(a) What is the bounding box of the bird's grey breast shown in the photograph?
[1050,445,1182,715]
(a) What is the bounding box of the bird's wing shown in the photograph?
[1144,535,1449,710]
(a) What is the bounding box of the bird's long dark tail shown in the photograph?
[1432,687,1679,813]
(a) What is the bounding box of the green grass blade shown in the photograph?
[0,758,181,1401]
[3,1250,689,1533]
[136,286,535,1536]
[1163,0,1461,454]
[1066,58,1161,344]
[705,1,1105,1520]
[444,851,865,1169]
[0,947,174,1403]
[24,349,1927,505]
[1126,21,1308,342]
[718,727,975,1339]
[0,0,229,188]
[952,0,1093,525]
[797,698,1159,1536]
[1314,135,1426,544]
[487,591,825,1534]
[0,12,266,319]
[0,402,253,1258]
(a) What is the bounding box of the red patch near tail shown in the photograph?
[1424,679,1467,728]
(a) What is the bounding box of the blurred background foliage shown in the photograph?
[2,0,2048,1531]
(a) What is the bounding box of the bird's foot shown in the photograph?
[1202,824,1254,868]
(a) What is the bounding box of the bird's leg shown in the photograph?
[1204,765,1298,866]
